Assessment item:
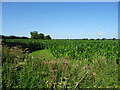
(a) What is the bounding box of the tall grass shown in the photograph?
[2,39,119,88]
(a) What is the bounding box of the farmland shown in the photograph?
[2,39,119,88]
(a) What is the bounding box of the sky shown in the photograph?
[1,0,120,2]
[2,2,118,39]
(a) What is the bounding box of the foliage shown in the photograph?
[30,31,40,39]
[45,35,52,40]
[112,38,116,40]
[2,39,119,88]
[38,33,45,39]
[30,31,52,40]
[0,35,29,39]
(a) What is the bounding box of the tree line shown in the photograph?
[30,31,51,39]
[0,35,29,39]
[0,31,118,40]
[0,31,52,40]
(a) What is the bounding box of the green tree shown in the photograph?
[38,33,45,39]
[30,31,39,39]
[30,31,52,39]
[102,38,106,40]
[45,35,52,40]
[112,38,116,40]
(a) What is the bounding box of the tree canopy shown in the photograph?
[30,31,52,40]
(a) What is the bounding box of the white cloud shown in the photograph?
[98,31,104,36]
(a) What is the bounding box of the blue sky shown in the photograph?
[2,2,118,39]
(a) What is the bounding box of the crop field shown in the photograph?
[2,39,119,88]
